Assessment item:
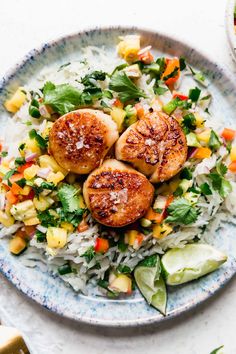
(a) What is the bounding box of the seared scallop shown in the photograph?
[49,109,119,174]
[83,159,154,227]
[115,110,187,183]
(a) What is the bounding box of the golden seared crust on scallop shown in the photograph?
[115,111,187,183]
[83,159,154,228]
[49,109,119,174]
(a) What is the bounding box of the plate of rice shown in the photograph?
[0,27,236,326]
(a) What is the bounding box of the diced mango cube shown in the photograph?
[46,227,67,248]
[33,195,54,211]
[42,121,53,139]
[117,35,140,62]
[109,274,132,293]
[10,200,37,221]
[196,129,211,144]
[23,165,39,180]
[47,171,65,185]
[9,236,27,254]
[4,87,26,113]
[60,222,74,232]
[153,223,173,239]
[24,217,40,226]
[124,230,138,246]
[25,139,41,155]
[230,146,236,162]
[194,112,205,128]
[0,210,15,227]
[110,107,126,132]
[39,155,67,176]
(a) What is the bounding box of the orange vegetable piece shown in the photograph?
[193,147,212,159]
[113,98,123,108]
[17,162,34,173]
[228,161,236,173]
[94,237,109,253]
[221,128,236,141]
[9,173,24,184]
[6,190,18,204]
[138,51,154,64]
[15,229,27,239]
[134,103,144,119]
[11,182,23,195]
[145,207,164,224]
[136,233,144,245]
[24,225,36,237]
[77,219,89,233]
[161,58,180,87]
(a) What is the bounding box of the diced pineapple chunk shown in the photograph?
[153,223,173,239]
[42,121,53,139]
[124,64,141,78]
[23,165,39,180]
[194,112,205,128]
[78,195,86,209]
[24,217,40,225]
[46,227,67,248]
[230,146,236,162]
[0,210,15,227]
[25,138,41,155]
[60,222,74,232]
[109,274,132,293]
[47,171,65,185]
[9,236,27,255]
[110,107,126,132]
[10,200,37,221]
[33,195,54,211]
[0,165,10,177]
[117,35,140,62]
[196,129,211,144]
[20,186,32,196]
[39,155,67,175]
[124,230,138,246]
[4,87,26,113]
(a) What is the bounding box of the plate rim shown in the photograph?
[0,25,236,327]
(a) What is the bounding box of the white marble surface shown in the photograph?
[0,0,236,353]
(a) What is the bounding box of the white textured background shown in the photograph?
[0,0,236,353]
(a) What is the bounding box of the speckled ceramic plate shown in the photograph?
[226,0,236,62]
[1,27,236,327]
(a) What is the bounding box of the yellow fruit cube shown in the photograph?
[23,165,39,180]
[42,121,53,139]
[9,236,27,255]
[0,165,10,177]
[110,107,126,132]
[39,155,67,176]
[46,227,67,248]
[230,146,236,162]
[60,222,74,232]
[109,274,132,293]
[153,223,173,239]
[196,129,211,144]
[24,217,40,226]
[124,230,138,246]
[194,112,205,128]
[10,200,37,221]
[20,186,32,196]
[4,87,26,113]
[117,35,140,62]
[25,139,41,155]
[0,210,15,227]
[33,195,54,211]
[47,171,65,185]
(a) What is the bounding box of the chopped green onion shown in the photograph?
[188,87,201,102]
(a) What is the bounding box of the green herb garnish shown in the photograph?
[166,198,198,225]
[109,71,146,102]
[188,87,201,102]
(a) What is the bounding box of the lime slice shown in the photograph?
[161,244,227,286]
[134,255,167,314]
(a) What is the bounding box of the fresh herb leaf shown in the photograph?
[18,143,25,152]
[179,57,186,71]
[111,63,128,76]
[0,151,8,157]
[58,184,82,213]
[188,87,201,102]
[16,178,26,188]
[29,98,40,119]
[209,130,221,151]
[29,129,48,149]
[216,162,227,176]
[58,263,72,275]
[139,254,158,268]
[43,81,82,115]
[200,182,212,195]
[153,80,169,95]
[182,113,196,131]
[117,233,128,252]
[209,164,232,198]
[180,167,192,180]
[58,208,84,227]
[81,70,106,86]
[37,210,58,227]
[166,198,198,225]
[117,265,131,274]
[109,71,146,102]
[154,208,163,214]
[36,230,46,242]
[82,246,95,263]
[15,157,26,166]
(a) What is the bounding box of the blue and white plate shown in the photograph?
[0,27,236,326]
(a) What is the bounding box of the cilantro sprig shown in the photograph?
[166,198,198,225]
[109,71,146,102]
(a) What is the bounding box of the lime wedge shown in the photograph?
[161,244,227,286]
[134,255,167,314]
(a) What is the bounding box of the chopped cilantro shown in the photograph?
[58,184,82,213]
[117,234,128,252]
[153,80,169,96]
[199,182,212,195]
[37,210,58,227]
[15,157,26,166]
[117,265,131,274]
[139,254,158,268]
[209,130,221,151]
[29,129,48,149]
[18,143,26,152]
[81,70,106,86]
[0,151,8,157]
[36,230,46,242]
[182,113,197,132]
[82,246,95,263]
[180,167,192,180]
[208,163,232,198]
[166,197,198,225]
[58,263,72,275]
[109,71,146,102]
[188,87,201,102]
[179,57,186,71]
[16,178,26,188]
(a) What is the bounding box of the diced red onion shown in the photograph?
[138,46,152,55]
[36,225,47,233]
[0,193,5,210]
[187,147,197,159]
[25,152,38,162]
[39,105,51,118]
[37,167,51,179]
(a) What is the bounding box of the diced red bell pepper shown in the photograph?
[173,92,188,101]
[17,161,34,173]
[6,190,18,204]
[20,188,34,201]
[134,103,144,119]
[138,51,154,64]
[221,128,236,141]
[9,173,24,184]
[112,98,123,108]
[94,237,109,253]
